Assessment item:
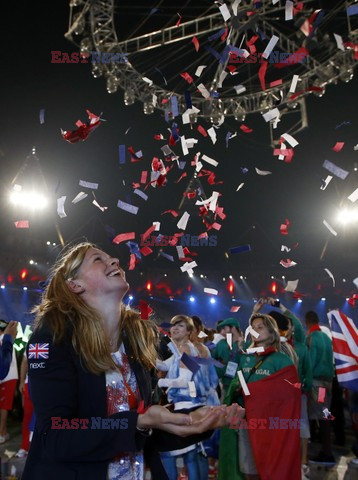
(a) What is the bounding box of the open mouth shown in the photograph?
[107,270,121,277]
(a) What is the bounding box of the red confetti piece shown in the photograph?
[240,124,253,133]
[197,125,208,137]
[180,72,194,84]
[198,232,208,240]
[274,47,308,69]
[14,220,29,228]
[61,110,101,144]
[161,210,178,217]
[176,172,187,183]
[176,13,182,27]
[216,206,226,220]
[128,253,136,271]
[332,142,344,152]
[112,232,135,244]
[348,294,358,307]
[230,306,241,312]
[140,300,152,320]
[280,219,290,235]
[140,171,148,184]
[142,224,156,242]
[220,27,228,42]
[318,387,326,403]
[269,79,283,88]
[140,246,153,257]
[258,60,268,91]
[192,36,199,52]
[137,400,150,414]
[154,134,164,140]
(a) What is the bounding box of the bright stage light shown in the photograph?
[128,295,133,300]
[23,286,28,291]
[0,284,5,289]
[210,297,216,304]
[189,296,195,302]
[337,208,358,224]
[297,299,303,303]
[321,297,326,301]
[9,190,48,209]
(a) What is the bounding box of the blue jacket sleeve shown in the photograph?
[27,332,143,463]
[0,334,14,380]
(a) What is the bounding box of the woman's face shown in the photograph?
[69,247,129,299]
[170,320,190,342]
[251,317,271,346]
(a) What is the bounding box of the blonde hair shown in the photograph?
[249,313,281,350]
[33,242,157,374]
[170,315,194,333]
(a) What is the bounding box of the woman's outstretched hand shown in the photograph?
[137,404,245,437]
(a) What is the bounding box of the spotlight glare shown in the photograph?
[0,284,5,289]
[23,286,28,291]
[346,297,349,301]
[29,260,34,265]
[337,208,358,224]
[200,274,204,278]
[210,297,216,304]
[229,275,233,279]
[46,241,51,245]
[128,295,133,300]
[240,275,244,279]
[321,297,326,301]
[9,190,48,209]
[297,299,303,303]
[189,296,195,302]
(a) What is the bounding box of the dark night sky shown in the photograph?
[0,1,357,324]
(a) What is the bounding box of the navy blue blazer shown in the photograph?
[0,334,13,380]
[22,322,203,480]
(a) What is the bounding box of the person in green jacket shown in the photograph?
[305,310,335,466]
[211,318,243,400]
[266,299,312,476]
[218,314,295,480]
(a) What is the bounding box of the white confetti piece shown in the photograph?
[333,33,345,51]
[236,182,245,192]
[226,333,232,349]
[255,167,272,175]
[262,35,279,59]
[202,154,218,167]
[195,65,207,77]
[348,187,358,203]
[246,346,265,354]
[197,83,211,99]
[180,261,198,273]
[281,133,299,148]
[237,370,250,396]
[57,196,67,218]
[204,288,218,295]
[285,0,293,20]
[72,192,88,204]
[323,219,337,236]
[219,3,231,21]
[79,180,99,190]
[320,175,333,191]
[289,74,299,93]
[92,199,107,212]
[262,108,280,122]
[177,211,190,230]
[285,279,299,292]
[324,268,336,287]
[207,127,217,144]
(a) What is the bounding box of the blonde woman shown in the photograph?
[22,242,240,480]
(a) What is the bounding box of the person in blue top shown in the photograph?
[0,320,18,380]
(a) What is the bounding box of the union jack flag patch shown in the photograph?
[28,343,49,360]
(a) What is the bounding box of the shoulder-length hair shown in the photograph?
[33,242,157,374]
[170,314,194,333]
[249,313,281,350]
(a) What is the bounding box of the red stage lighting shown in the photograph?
[271,281,277,294]
[228,281,234,294]
[20,269,28,280]
[146,281,152,292]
